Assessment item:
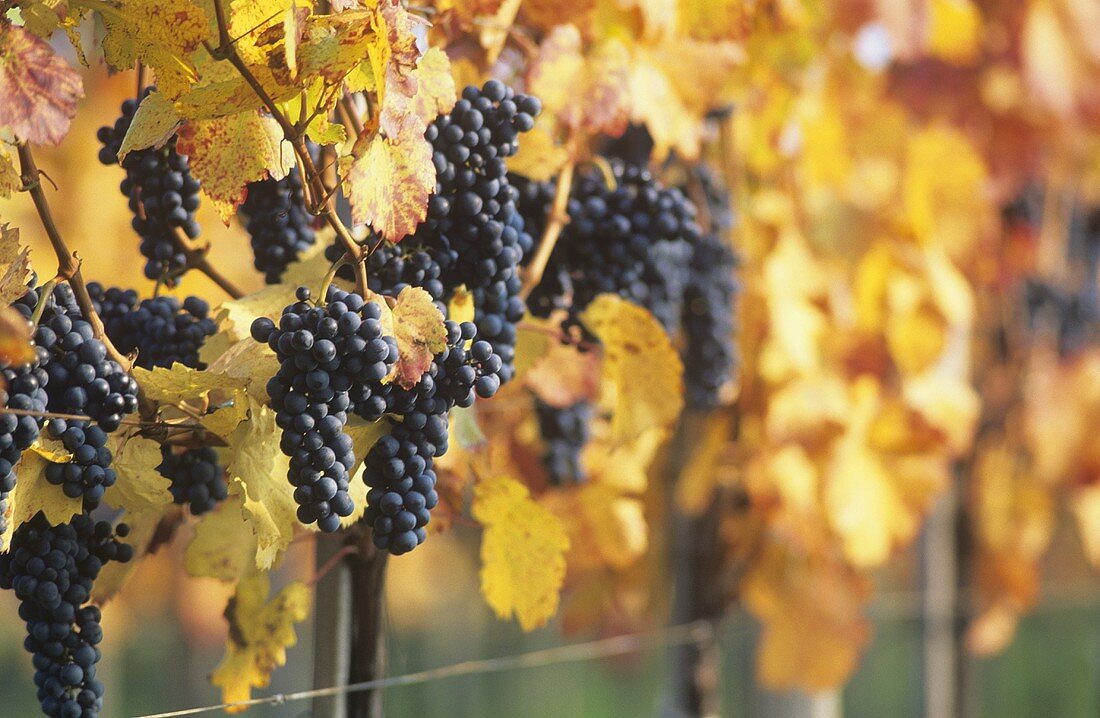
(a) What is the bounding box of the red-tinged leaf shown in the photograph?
[176,111,294,223]
[371,0,422,138]
[0,24,83,145]
[390,287,448,390]
[344,132,435,241]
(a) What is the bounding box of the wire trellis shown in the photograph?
[132,619,718,718]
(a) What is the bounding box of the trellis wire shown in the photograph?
[132,619,717,718]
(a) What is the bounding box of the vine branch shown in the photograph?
[521,159,575,298]
[167,227,244,299]
[17,143,132,372]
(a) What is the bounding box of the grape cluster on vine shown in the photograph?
[359,319,504,554]
[159,446,227,516]
[516,157,739,481]
[534,399,591,485]
[89,283,216,370]
[97,88,202,285]
[251,286,397,533]
[0,513,131,718]
[240,167,316,284]
[328,80,540,385]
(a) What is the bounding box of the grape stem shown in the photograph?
[29,278,58,329]
[308,544,359,587]
[521,158,575,298]
[16,143,133,372]
[166,226,245,299]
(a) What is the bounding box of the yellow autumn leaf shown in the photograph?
[0,306,34,366]
[17,0,70,38]
[176,111,293,223]
[9,446,82,534]
[676,413,735,515]
[296,10,378,85]
[1072,484,1100,569]
[227,0,300,67]
[447,285,475,325]
[0,146,20,199]
[390,286,449,389]
[584,426,665,494]
[344,132,435,242]
[0,224,33,309]
[628,51,703,160]
[677,0,753,42]
[580,294,684,444]
[824,378,916,567]
[226,398,297,570]
[212,574,311,710]
[133,363,242,406]
[761,232,827,378]
[508,121,569,182]
[376,45,457,140]
[512,318,553,381]
[472,474,569,631]
[577,484,647,569]
[527,25,630,137]
[205,338,277,408]
[886,305,946,375]
[105,433,172,514]
[116,89,183,160]
[98,0,210,99]
[1022,0,1080,117]
[185,493,260,581]
[902,126,988,251]
[764,373,849,445]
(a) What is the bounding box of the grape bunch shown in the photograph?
[88,284,216,370]
[251,286,397,532]
[0,513,131,718]
[159,446,227,516]
[681,167,739,410]
[534,399,591,485]
[23,284,139,507]
[359,320,504,554]
[240,167,316,284]
[34,285,139,435]
[328,80,540,384]
[523,160,701,334]
[97,88,202,285]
